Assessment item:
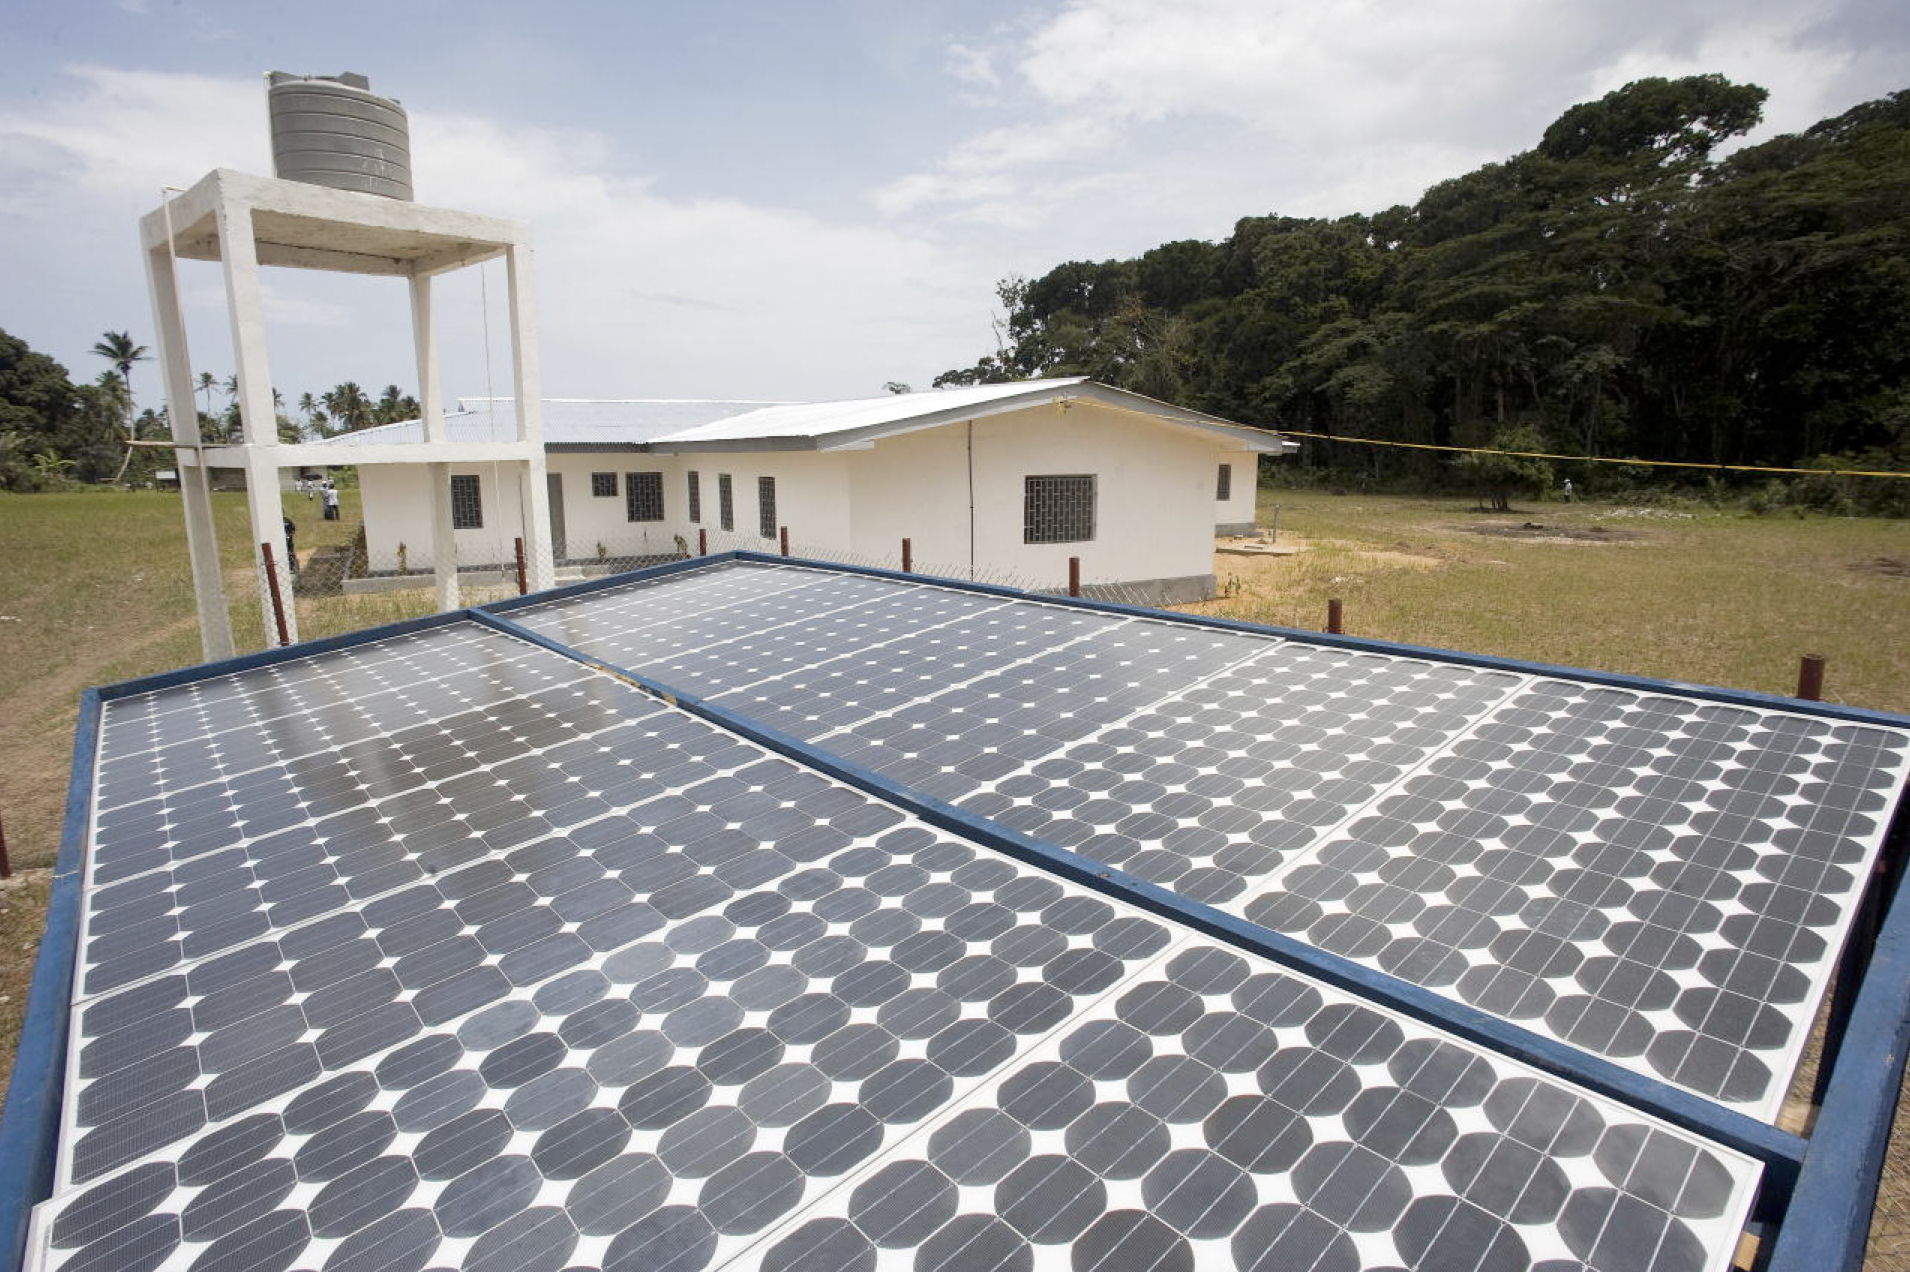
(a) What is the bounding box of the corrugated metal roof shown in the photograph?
[309,380,1293,454]
[312,398,784,448]
[647,378,1091,445]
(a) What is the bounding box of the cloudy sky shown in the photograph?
[2,0,1904,412]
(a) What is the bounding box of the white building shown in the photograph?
[323,378,1294,603]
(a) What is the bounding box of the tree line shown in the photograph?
[0,326,419,491]
[936,75,1910,508]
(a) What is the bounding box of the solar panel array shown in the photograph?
[509,561,1910,1118]
[28,557,1909,1271]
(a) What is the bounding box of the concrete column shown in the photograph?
[411,273,459,611]
[144,236,235,662]
[505,243,555,592]
[216,195,298,645]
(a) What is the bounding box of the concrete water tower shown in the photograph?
[141,72,555,658]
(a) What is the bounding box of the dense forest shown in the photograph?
[0,324,418,491]
[937,75,1910,507]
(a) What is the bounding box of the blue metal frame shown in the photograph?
[1765,823,1910,1270]
[477,550,1910,1257]
[0,693,98,1272]
[470,607,1807,1202]
[2,550,1903,1270]
[705,549,1910,730]
[0,608,475,1270]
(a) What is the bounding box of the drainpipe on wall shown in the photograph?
[966,419,976,581]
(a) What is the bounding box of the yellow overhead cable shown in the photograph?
[1268,430,1910,479]
[1066,394,1910,478]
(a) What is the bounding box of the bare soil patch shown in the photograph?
[1857,557,1910,578]
[1465,521,1645,543]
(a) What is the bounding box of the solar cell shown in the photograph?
[1239,678,1910,1108]
[505,561,1910,1117]
[31,616,1761,1272]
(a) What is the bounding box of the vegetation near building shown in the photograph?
[0,321,421,490]
[0,329,130,490]
[936,75,1910,506]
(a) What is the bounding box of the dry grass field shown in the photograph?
[0,484,1906,1262]
[1198,489,1910,714]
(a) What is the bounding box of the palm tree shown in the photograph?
[220,374,242,441]
[322,382,373,432]
[92,331,148,400]
[93,331,148,481]
[298,391,334,439]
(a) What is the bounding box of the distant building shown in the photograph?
[318,378,1294,602]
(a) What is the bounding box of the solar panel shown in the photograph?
[506,562,1910,1118]
[30,617,1763,1272]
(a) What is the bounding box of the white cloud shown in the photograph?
[885,0,1907,236]
[1588,16,1856,142]
[409,110,979,396]
[875,114,1120,216]
[946,43,1000,91]
[0,66,990,401]
[0,65,267,204]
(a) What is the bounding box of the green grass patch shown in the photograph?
[1195,490,1910,713]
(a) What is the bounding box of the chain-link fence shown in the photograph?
[1871,1094,1910,1269]
[689,524,1191,611]
[259,521,1195,649]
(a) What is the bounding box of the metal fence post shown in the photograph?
[901,538,912,573]
[1068,557,1081,598]
[260,542,291,647]
[0,810,10,879]
[1327,598,1344,635]
[514,537,528,596]
[780,526,790,557]
[698,528,708,556]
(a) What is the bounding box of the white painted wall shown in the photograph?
[846,402,1236,587]
[692,452,853,551]
[354,400,1260,590]
[1217,449,1260,532]
[546,454,682,561]
[358,464,532,569]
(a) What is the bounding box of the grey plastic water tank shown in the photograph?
[267,72,413,200]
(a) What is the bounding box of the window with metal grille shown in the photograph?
[591,472,617,498]
[1217,463,1233,501]
[625,471,664,522]
[758,477,777,540]
[1024,474,1095,543]
[718,474,735,531]
[450,474,483,529]
[687,471,702,523]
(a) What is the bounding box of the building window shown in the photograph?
[1024,474,1095,544]
[450,474,483,529]
[1217,463,1233,501]
[591,472,618,498]
[758,477,777,540]
[687,471,702,524]
[718,474,735,531]
[625,471,664,522]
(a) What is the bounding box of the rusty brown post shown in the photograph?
[260,543,291,647]
[901,538,913,573]
[514,537,528,596]
[698,528,708,555]
[780,526,790,557]
[0,809,10,879]
[1797,653,1826,701]
[1327,598,1344,635]
[1068,557,1081,598]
